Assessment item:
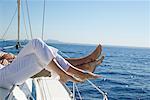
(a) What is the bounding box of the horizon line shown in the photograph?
[0,39,149,49]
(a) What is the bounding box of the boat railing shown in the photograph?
[72,79,108,100]
[58,51,108,100]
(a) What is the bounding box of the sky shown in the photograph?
[0,0,149,48]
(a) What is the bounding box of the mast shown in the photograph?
[16,0,21,49]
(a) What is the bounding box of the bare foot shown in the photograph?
[51,59,83,83]
[85,72,101,79]
[87,55,105,72]
[72,70,101,81]
[75,55,105,73]
[66,44,102,66]
[59,73,83,83]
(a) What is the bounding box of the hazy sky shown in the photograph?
[0,0,149,47]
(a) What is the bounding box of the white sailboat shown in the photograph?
[0,0,73,99]
[0,0,108,100]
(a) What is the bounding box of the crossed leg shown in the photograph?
[32,44,105,79]
[47,58,101,83]
[47,59,83,83]
[75,55,105,72]
[16,39,101,83]
[65,44,102,66]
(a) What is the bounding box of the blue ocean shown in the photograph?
[0,41,150,100]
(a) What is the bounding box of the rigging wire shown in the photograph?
[74,83,82,100]
[42,0,46,40]
[25,0,33,39]
[87,79,108,100]
[21,2,29,40]
[0,7,17,40]
[59,51,108,99]
[73,83,76,100]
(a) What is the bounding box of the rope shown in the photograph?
[0,7,17,40]
[41,0,46,40]
[25,0,33,39]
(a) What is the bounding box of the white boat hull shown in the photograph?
[0,77,72,100]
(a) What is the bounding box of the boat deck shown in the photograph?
[0,77,72,100]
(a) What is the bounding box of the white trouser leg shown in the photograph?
[55,54,70,71]
[0,38,72,89]
[17,38,56,66]
[0,39,56,89]
[0,54,43,89]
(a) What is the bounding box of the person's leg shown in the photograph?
[17,38,57,66]
[17,38,100,81]
[67,64,101,80]
[0,54,44,89]
[31,56,104,78]
[55,54,101,80]
[74,55,105,72]
[19,40,102,78]
[65,44,102,66]
[0,38,79,89]
[18,38,83,82]
[46,59,82,83]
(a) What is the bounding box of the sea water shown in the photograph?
[0,41,150,100]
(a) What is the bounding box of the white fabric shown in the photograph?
[0,39,70,90]
[56,54,70,71]
[0,87,10,100]
[0,64,5,69]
